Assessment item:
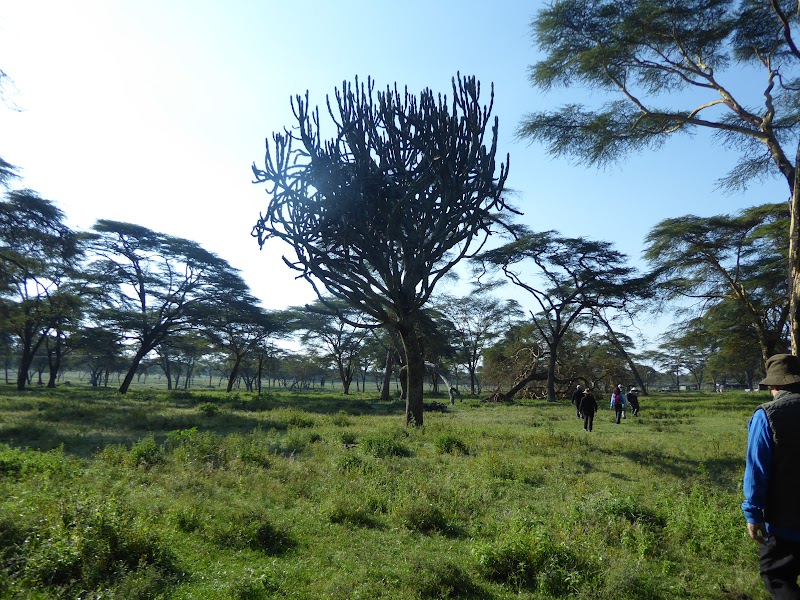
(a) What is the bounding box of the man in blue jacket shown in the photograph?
[743,353,800,599]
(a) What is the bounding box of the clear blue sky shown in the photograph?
[0,1,786,346]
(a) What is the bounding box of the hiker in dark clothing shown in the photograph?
[610,384,626,424]
[628,387,640,416]
[571,385,583,418]
[579,388,598,432]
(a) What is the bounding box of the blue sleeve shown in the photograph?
[742,409,773,524]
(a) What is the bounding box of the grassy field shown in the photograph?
[0,386,769,599]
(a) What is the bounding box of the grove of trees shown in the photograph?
[1,2,796,422]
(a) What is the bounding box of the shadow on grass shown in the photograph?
[0,385,412,457]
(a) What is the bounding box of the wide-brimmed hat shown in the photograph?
[759,354,800,388]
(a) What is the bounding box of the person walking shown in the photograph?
[628,387,640,416]
[743,353,800,599]
[610,384,626,425]
[578,387,598,432]
[571,384,583,418]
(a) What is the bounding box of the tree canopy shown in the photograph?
[87,220,252,394]
[0,190,83,390]
[252,74,512,425]
[644,202,789,366]
[475,229,643,401]
[522,0,800,350]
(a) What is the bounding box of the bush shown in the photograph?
[405,558,480,599]
[339,431,357,446]
[326,500,380,529]
[196,401,220,416]
[205,510,293,554]
[361,433,410,458]
[472,527,592,596]
[435,434,470,455]
[128,435,165,469]
[14,494,178,593]
[394,498,453,535]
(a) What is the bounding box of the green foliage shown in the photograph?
[128,434,166,468]
[472,525,593,595]
[204,509,293,554]
[196,401,220,416]
[360,432,411,458]
[394,496,453,533]
[405,557,480,599]
[0,492,178,596]
[434,433,470,455]
[0,386,769,599]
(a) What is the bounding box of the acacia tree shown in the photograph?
[0,191,83,390]
[522,0,800,351]
[644,203,789,367]
[435,293,521,395]
[475,229,641,402]
[252,75,511,425]
[292,299,372,395]
[87,220,251,394]
[204,295,281,393]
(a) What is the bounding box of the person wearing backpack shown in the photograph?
[610,384,626,424]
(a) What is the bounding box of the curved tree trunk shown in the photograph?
[119,349,147,394]
[490,368,549,402]
[227,355,243,393]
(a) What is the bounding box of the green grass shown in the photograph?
[0,386,769,599]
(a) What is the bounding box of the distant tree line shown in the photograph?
[5,0,799,427]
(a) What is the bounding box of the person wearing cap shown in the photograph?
[571,384,584,418]
[742,353,800,598]
[628,386,640,416]
[578,387,598,432]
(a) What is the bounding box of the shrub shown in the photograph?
[196,401,220,416]
[336,452,364,474]
[394,498,453,535]
[339,430,358,446]
[326,500,379,529]
[330,411,352,427]
[435,434,470,455]
[205,510,293,554]
[227,570,279,600]
[361,433,410,458]
[472,527,592,596]
[168,429,229,468]
[16,494,178,593]
[0,444,72,479]
[128,435,165,469]
[405,558,480,599]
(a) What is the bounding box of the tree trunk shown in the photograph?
[469,365,477,395]
[227,356,243,393]
[16,345,34,391]
[491,368,549,402]
[546,350,557,402]
[380,350,394,402]
[119,346,150,393]
[399,326,425,426]
[790,144,800,355]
